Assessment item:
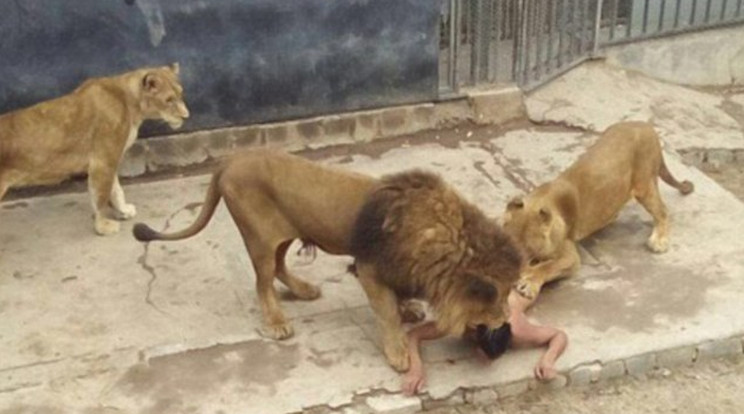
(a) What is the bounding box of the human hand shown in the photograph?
[402,368,426,396]
[534,357,557,381]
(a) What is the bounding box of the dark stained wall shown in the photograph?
[0,0,439,136]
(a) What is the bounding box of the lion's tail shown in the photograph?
[659,156,694,195]
[133,170,223,242]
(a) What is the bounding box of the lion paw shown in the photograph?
[258,322,295,340]
[384,336,410,372]
[95,217,121,236]
[514,279,540,300]
[646,234,669,253]
[114,203,137,220]
[292,282,321,301]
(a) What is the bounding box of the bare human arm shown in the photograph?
[507,291,568,380]
[402,321,446,395]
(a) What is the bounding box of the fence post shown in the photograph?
[593,0,604,55]
[448,0,461,94]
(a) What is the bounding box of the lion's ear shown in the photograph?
[539,207,552,223]
[170,62,180,74]
[507,197,524,211]
[466,275,498,303]
[142,73,161,92]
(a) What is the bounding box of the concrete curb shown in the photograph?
[119,86,525,178]
[679,147,744,170]
[290,335,744,414]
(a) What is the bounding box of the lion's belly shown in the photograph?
[15,151,89,187]
[574,180,634,240]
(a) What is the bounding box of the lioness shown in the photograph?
[502,121,694,300]
[351,170,523,372]
[0,64,189,235]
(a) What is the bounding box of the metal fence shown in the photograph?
[440,0,744,93]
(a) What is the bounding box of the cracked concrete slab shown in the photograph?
[525,61,744,151]
[3,65,744,413]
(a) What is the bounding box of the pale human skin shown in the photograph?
[401,290,568,396]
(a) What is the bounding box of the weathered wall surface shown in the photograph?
[605,24,744,86]
[0,0,439,136]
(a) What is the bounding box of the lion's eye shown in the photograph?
[529,258,541,266]
[166,97,175,104]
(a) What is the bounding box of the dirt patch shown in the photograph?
[436,355,744,414]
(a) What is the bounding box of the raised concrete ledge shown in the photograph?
[291,335,744,414]
[119,86,525,178]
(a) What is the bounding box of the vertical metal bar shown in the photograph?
[690,0,698,25]
[626,0,634,38]
[557,0,565,68]
[492,0,500,82]
[577,0,585,55]
[452,0,461,93]
[566,0,575,63]
[642,0,650,33]
[511,0,521,82]
[609,0,619,40]
[658,0,666,32]
[721,0,729,21]
[584,0,592,53]
[523,0,533,85]
[470,0,479,84]
[535,0,544,81]
[448,0,456,92]
[593,0,604,55]
[704,0,712,22]
[546,0,555,72]
[674,0,682,28]
[738,0,743,17]
[481,0,492,83]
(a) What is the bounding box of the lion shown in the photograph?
[350,170,523,371]
[0,63,189,235]
[502,121,694,300]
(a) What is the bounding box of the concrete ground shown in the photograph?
[1,61,744,414]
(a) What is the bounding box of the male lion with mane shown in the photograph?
[0,64,189,235]
[133,151,521,372]
[351,170,523,371]
[502,121,694,300]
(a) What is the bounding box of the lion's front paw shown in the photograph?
[114,203,137,220]
[258,321,295,340]
[514,278,540,300]
[95,217,121,236]
[292,281,321,301]
[646,233,669,253]
[384,335,410,372]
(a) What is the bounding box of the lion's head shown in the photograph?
[432,269,516,337]
[351,170,523,339]
[501,195,569,266]
[140,63,189,129]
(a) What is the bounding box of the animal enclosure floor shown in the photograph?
[2,62,744,414]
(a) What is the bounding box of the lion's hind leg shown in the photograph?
[635,180,669,253]
[110,175,137,220]
[275,240,321,301]
[223,190,295,340]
